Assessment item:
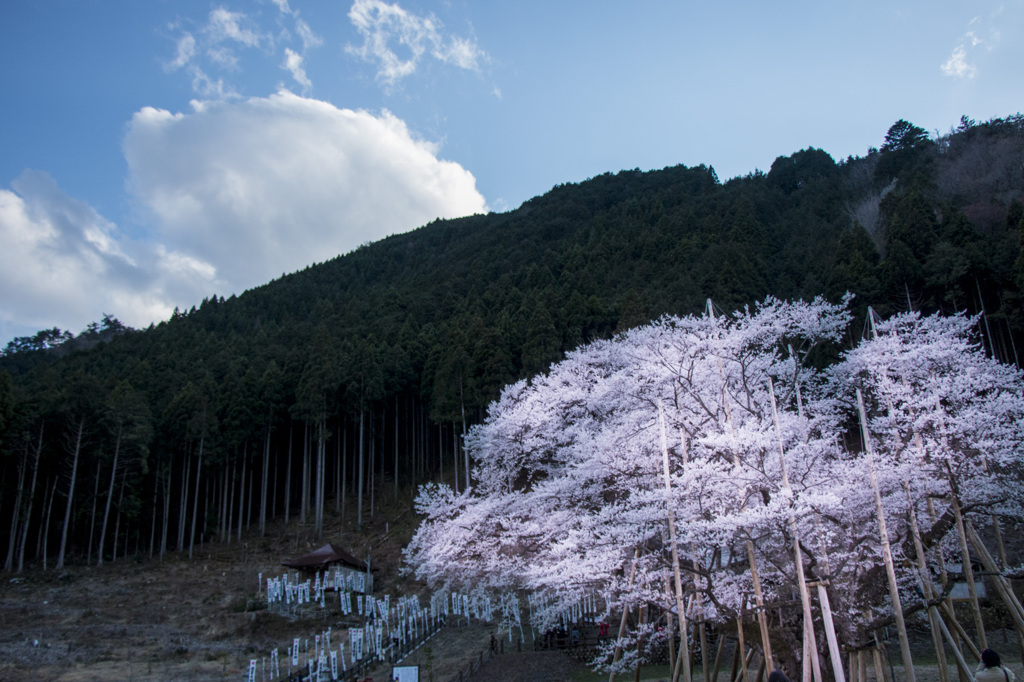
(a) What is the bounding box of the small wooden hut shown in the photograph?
[281,543,373,593]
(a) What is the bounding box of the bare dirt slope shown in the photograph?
[0,497,447,681]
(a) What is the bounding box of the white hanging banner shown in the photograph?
[350,629,363,662]
[292,638,300,666]
[330,650,339,680]
[247,659,256,682]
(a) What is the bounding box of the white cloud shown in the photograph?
[189,65,240,99]
[941,12,1003,79]
[346,0,486,87]
[282,48,313,94]
[295,18,323,51]
[439,35,485,71]
[941,44,976,78]
[166,8,281,97]
[165,5,325,98]
[123,91,487,296]
[0,171,221,342]
[167,32,196,71]
[206,8,265,49]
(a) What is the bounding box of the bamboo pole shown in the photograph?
[769,379,821,682]
[737,618,749,682]
[660,401,693,682]
[711,634,727,682]
[724,403,774,671]
[609,547,641,682]
[930,499,973,682]
[754,650,766,682]
[635,604,648,682]
[870,309,958,681]
[794,349,844,682]
[939,601,982,662]
[700,621,711,682]
[679,426,712,682]
[814,583,846,682]
[709,301,773,671]
[802,613,812,682]
[949,492,987,650]
[871,648,885,682]
[666,573,678,675]
[990,515,1008,569]
[812,514,846,682]
[970,517,1024,663]
[905,485,950,682]
[965,522,1024,634]
[934,607,978,680]
[855,389,915,682]
[728,636,741,682]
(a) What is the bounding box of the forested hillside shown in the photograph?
[2,114,1023,571]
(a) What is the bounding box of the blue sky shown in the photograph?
[1,0,1021,346]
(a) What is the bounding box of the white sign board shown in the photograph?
[391,665,419,682]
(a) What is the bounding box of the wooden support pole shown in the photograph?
[871,648,885,682]
[939,600,982,662]
[905,485,950,682]
[743,533,773,671]
[967,518,1024,664]
[873,638,893,682]
[806,614,823,682]
[950,493,987,650]
[710,331,774,672]
[991,515,1008,569]
[929,499,972,682]
[769,380,821,682]
[711,634,727,682]
[856,389,916,682]
[802,612,812,682]
[700,621,711,682]
[609,547,641,682]
[666,574,677,676]
[816,583,846,682]
[660,401,693,682]
[728,636,741,682]
[754,650,766,682]
[935,606,978,681]
[813,515,846,682]
[737,619,749,682]
[635,604,648,682]
[965,522,1024,634]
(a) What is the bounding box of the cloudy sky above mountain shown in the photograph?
[1,0,1021,345]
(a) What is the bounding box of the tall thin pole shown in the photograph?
[609,548,641,682]
[768,380,820,682]
[707,300,773,671]
[660,401,692,682]
[856,388,915,682]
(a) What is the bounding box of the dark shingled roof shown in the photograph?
[281,543,368,571]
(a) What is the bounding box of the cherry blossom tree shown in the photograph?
[404,298,1024,680]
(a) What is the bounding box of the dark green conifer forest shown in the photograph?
[2,115,1023,570]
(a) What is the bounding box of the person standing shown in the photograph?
[977,649,1017,682]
